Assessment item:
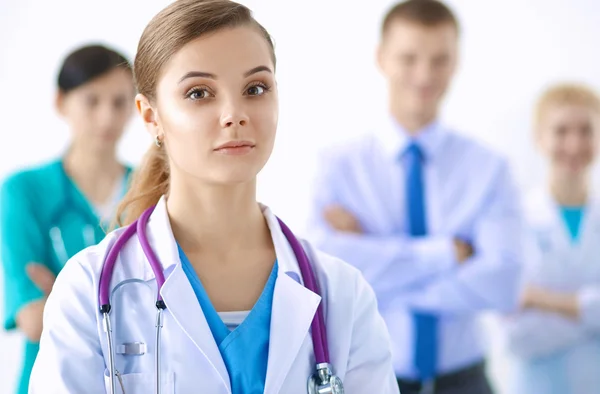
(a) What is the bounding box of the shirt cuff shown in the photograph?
[577,286,600,327]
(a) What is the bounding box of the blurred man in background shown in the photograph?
[306,1,524,393]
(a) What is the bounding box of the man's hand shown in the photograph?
[454,238,474,264]
[323,205,363,234]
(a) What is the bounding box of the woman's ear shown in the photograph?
[55,91,66,117]
[136,93,160,138]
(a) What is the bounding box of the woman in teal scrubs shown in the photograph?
[0,44,134,394]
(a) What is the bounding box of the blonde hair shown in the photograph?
[115,0,276,227]
[535,82,600,130]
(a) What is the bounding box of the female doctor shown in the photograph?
[501,83,600,394]
[28,1,398,393]
[0,44,133,394]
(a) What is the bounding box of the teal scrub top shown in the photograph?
[0,159,132,394]
[559,206,585,242]
[179,245,276,394]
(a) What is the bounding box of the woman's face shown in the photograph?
[57,68,134,154]
[139,25,278,186]
[537,104,600,178]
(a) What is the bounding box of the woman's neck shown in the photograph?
[549,173,589,206]
[63,146,124,205]
[167,177,272,259]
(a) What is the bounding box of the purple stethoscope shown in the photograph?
[98,206,344,394]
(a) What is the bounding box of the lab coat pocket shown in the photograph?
[103,370,175,394]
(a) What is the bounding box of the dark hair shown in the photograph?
[116,0,275,226]
[57,44,131,93]
[381,0,459,37]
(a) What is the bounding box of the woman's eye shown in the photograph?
[187,88,211,100]
[247,85,265,96]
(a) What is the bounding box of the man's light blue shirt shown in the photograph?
[306,117,524,379]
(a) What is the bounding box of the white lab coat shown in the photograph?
[499,188,600,394]
[28,196,399,394]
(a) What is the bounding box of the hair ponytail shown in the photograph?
[115,145,170,227]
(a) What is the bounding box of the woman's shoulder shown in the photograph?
[1,159,63,196]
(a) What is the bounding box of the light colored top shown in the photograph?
[218,311,250,332]
[306,116,524,378]
[500,189,600,394]
[93,177,127,223]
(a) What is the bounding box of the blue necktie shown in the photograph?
[404,143,438,380]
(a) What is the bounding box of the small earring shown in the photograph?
[155,135,163,148]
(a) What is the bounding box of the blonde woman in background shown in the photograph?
[502,83,600,394]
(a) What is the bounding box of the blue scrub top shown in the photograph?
[559,206,585,242]
[0,159,132,394]
[179,245,277,394]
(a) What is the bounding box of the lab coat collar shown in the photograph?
[526,187,557,225]
[376,114,447,162]
[260,204,322,393]
[140,196,231,390]
[260,203,307,283]
[528,186,600,222]
[141,196,179,280]
[528,185,600,252]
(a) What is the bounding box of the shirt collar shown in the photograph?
[377,115,447,162]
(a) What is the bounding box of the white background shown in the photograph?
[1,0,599,392]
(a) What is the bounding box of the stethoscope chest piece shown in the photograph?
[308,363,344,394]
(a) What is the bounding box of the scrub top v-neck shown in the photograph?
[178,245,277,394]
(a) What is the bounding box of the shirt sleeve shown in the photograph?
[500,311,587,359]
[390,160,524,315]
[306,151,456,298]
[577,285,600,331]
[1,173,48,330]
